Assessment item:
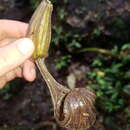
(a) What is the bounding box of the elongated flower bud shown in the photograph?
[27,0,53,59]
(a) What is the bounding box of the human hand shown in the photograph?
[0,20,36,88]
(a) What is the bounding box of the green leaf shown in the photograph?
[92,59,102,67]
[112,63,123,69]
[121,43,130,51]
[3,93,12,100]
[111,92,118,99]
[55,55,71,69]
[111,46,119,54]
[69,40,82,48]
[125,71,130,78]
[58,8,66,20]
[96,91,103,97]
[123,54,130,62]
[86,71,96,79]
[123,85,130,95]
[93,28,102,37]
[125,108,130,117]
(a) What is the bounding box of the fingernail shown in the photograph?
[17,38,34,55]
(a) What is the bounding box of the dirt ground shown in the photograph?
[1,0,128,129]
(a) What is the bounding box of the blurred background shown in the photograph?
[0,0,130,130]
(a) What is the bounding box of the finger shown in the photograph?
[23,60,36,82]
[0,20,28,40]
[5,67,22,82]
[0,38,34,77]
[0,66,22,89]
[14,66,23,78]
[0,76,6,89]
[0,38,16,47]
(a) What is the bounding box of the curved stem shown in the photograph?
[35,58,70,107]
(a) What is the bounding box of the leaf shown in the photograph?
[125,108,130,117]
[96,91,103,97]
[58,8,66,20]
[125,71,130,78]
[69,40,82,48]
[111,46,119,54]
[123,54,130,62]
[123,85,130,95]
[112,63,123,69]
[121,43,130,51]
[92,59,102,67]
[93,28,102,37]
[3,93,12,100]
[111,92,118,99]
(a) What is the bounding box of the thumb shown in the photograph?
[0,38,34,77]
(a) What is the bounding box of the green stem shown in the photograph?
[78,48,123,59]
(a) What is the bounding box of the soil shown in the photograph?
[0,0,129,129]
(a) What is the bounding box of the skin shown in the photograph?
[0,20,36,88]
